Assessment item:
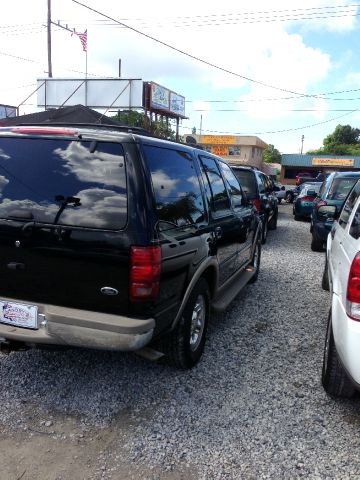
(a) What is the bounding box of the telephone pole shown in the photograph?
[300,134,304,154]
[47,0,52,77]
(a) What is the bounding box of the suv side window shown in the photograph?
[143,145,206,228]
[218,162,243,208]
[199,156,231,214]
[340,181,360,229]
[257,174,266,194]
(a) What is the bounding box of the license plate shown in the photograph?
[0,301,38,329]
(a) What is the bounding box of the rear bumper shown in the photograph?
[0,297,155,351]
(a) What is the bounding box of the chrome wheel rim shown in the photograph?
[190,294,206,352]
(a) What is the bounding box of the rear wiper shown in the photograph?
[54,195,81,224]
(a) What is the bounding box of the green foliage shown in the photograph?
[111,110,176,140]
[263,144,281,164]
[310,124,360,155]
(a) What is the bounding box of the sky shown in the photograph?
[1,0,360,154]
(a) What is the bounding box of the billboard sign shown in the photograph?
[150,82,186,117]
[0,105,17,120]
[37,78,143,108]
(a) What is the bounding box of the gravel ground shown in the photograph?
[1,203,360,479]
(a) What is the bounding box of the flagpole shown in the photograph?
[85,48,88,106]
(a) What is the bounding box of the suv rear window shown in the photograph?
[326,177,358,201]
[0,137,127,230]
[232,169,257,199]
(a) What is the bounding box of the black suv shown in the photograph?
[229,165,278,243]
[0,125,261,368]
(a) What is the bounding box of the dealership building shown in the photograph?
[280,154,360,184]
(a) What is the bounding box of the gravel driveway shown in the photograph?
[0,203,359,479]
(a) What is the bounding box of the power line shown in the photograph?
[71,0,322,99]
[181,109,360,136]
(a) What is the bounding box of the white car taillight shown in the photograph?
[346,252,360,321]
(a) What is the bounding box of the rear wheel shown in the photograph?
[311,231,324,251]
[322,311,355,398]
[322,256,330,291]
[160,278,210,369]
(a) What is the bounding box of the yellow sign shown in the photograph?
[201,135,236,145]
[211,146,228,157]
[312,157,354,167]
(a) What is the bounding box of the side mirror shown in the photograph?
[273,184,280,192]
[318,205,338,220]
[281,186,285,191]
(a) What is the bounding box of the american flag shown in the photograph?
[74,30,87,52]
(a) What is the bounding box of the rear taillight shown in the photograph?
[130,246,161,301]
[252,199,261,212]
[299,196,315,202]
[316,200,327,209]
[346,252,360,321]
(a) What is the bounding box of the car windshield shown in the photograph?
[326,177,359,201]
[232,169,257,199]
[300,183,321,197]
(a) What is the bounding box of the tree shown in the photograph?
[308,124,360,155]
[111,110,176,140]
[263,144,281,164]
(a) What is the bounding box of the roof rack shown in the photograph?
[5,122,154,137]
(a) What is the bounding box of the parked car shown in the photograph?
[321,178,360,397]
[293,182,322,220]
[0,125,262,369]
[230,165,278,244]
[295,171,329,186]
[310,171,360,251]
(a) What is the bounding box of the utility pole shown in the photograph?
[47,0,52,77]
[300,134,304,154]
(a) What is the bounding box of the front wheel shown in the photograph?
[268,211,278,230]
[248,239,261,284]
[322,311,355,398]
[160,278,210,369]
[261,218,268,244]
[322,256,330,291]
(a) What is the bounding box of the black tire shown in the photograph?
[322,256,330,291]
[248,239,261,284]
[322,311,355,398]
[311,232,324,252]
[160,278,210,369]
[294,214,301,221]
[285,193,293,203]
[268,211,278,230]
[261,218,268,244]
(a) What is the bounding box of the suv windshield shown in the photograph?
[232,169,257,199]
[0,137,127,229]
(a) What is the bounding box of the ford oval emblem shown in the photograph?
[100,287,119,296]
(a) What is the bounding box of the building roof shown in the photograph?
[282,154,360,168]
[0,104,123,127]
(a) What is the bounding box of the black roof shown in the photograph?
[0,104,124,127]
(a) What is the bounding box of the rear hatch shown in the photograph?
[0,130,132,315]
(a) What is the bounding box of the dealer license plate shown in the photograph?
[0,301,38,329]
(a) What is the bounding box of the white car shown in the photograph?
[321,178,360,398]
